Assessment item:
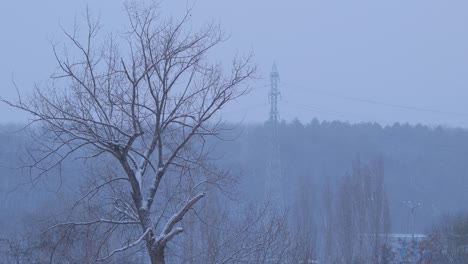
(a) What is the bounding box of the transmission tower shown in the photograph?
[266,62,283,209]
[269,62,281,124]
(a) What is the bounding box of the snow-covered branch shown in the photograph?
[45,219,140,233]
[114,206,139,221]
[157,192,205,245]
[96,228,151,262]
[160,227,184,245]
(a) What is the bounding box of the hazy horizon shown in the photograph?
[2,0,468,128]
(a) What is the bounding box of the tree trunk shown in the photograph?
[150,248,165,264]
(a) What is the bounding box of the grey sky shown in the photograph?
[2,0,468,127]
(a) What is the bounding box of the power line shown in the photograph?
[283,81,468,118]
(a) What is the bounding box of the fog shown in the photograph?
[3,0,468,126]
[1,1,468,263]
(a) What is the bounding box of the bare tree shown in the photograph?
[322,177,335,263]
[336,172,355,263]
[173,188,292,264]
[2,2,254,263]
[334,157,391,263]
[290,174,317,263]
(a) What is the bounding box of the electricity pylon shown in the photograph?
[266,62,283,210]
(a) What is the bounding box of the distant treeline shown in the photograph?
[1,119,468,235]
[214,119,468,232]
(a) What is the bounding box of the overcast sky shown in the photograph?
[2,0,468,127]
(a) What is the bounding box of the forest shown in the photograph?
[1,120,468,263]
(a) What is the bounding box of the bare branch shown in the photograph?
[96,228,151,262]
